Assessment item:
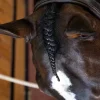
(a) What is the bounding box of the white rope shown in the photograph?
[0,74,39,89]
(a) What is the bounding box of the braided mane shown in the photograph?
[41,3,60,81]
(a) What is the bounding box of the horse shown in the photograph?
[0,0,100,100]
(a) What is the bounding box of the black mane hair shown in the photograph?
[40,3,60,81]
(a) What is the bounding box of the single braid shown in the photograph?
[41,3,60,81]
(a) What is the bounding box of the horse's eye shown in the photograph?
[79,32,95,41]
[64,15,95,41]
[80,34,88,38]
[65,31,95,41]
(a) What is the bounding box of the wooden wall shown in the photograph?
[0,0,13,99]
[0,0,26,100]
[0,0,56,100]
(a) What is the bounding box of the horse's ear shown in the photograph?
[0,18,34,42]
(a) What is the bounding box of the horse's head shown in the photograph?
[0,0,100,100]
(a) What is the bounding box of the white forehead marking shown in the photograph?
[51,71,76,100]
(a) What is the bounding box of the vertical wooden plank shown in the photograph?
[16,0,25,20]
[14,39,25,100]
[0,0,13,23]
[0,0,13,100]
[14,0,26,100]
[0,35,12,100]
